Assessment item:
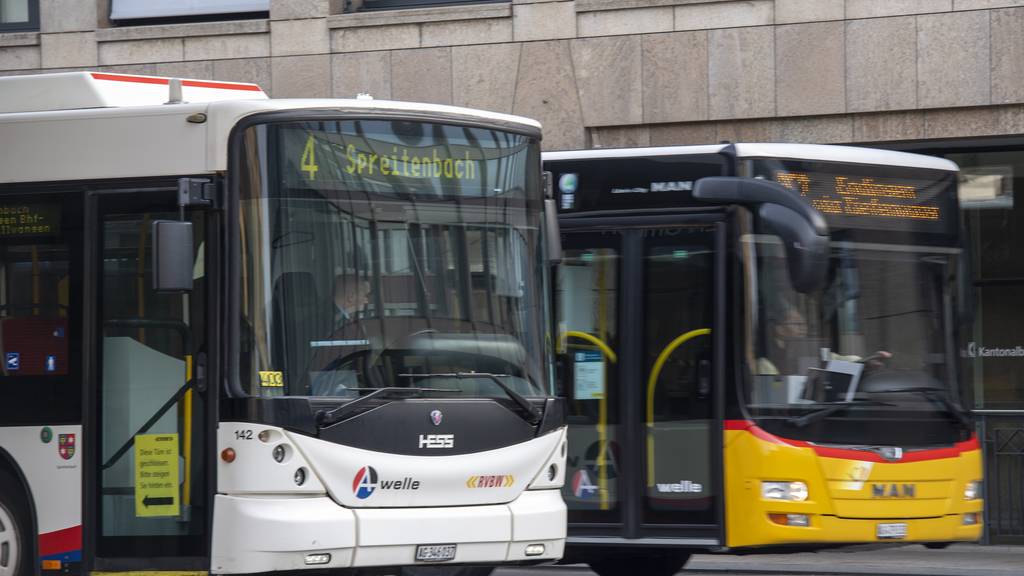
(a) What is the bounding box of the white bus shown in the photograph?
[0,72,567,576]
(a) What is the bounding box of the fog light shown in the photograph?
[524,544,546,557]
[294,467,307,486]
[769,513,810,527]
[272,444,286,463]
[547,464,558,481]
[305,553,331,565]
[787,514,810,527]
[963,513,979,526]
[220,448,236,463]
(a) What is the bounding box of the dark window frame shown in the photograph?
[0,0,39,32]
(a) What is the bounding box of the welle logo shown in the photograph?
[352,465,421,499]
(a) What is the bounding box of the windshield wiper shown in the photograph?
[866,387,973,429]
[399,372,542,425]
[786,399,896,428]
[315,386,457,427]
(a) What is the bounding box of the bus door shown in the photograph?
[558,217,721,542]
[88,187,211,569]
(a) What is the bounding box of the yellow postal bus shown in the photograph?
[545,144,982,576]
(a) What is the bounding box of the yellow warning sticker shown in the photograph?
[134,433,180,517]
[259,370,284,388]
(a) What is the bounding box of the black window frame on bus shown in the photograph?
[0,0,39,32]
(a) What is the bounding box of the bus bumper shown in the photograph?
[210,489,566,573]
[735,512,983,547]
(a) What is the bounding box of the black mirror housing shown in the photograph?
[694,176,829,235]
[758,203,829,293]
[152,220,194,292]
[693,176,830,294]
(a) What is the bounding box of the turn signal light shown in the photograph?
[220,448,236,463]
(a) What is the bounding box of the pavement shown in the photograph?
[496,544,1023,576]
[681,543,1023,575]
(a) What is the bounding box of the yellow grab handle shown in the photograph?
[561,330,618,363]
[645,328,711,487]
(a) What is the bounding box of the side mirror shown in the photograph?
[758,203,829,293]
[544,198,563,264]
[152,220,194,292]
[694,176,829,293]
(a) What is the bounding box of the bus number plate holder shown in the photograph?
[876,523,908,539]
[416,544,457,562]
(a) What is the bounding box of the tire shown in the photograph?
[0,471,30,576]
[589,551,690,576]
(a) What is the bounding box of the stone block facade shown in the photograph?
[2,0,1024,149]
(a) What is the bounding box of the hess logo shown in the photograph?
[419,434,454,449]
[352,465,421,500]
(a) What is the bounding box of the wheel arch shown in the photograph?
[0,445,40,576]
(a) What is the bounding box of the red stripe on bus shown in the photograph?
[90,73,262,92]
[723,419,979,462]
[38,525,81,556]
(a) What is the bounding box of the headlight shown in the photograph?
[762,481,809,502]
[964,480,982,500]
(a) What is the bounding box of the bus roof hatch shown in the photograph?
[0,71,267,114]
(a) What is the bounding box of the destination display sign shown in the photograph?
[0,204,60,238]
[751,159,957,236]
[277,120,530,199]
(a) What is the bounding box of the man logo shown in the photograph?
[430,409,443,426]
[872,483,916,498]
[352,466,378,499]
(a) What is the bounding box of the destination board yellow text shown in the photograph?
[346,144,478,180]
[0,205,57,236]
[776,172,940,221]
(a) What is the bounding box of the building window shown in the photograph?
[0,0,38,32]
[356,0,504,11]
[109,0,268,22]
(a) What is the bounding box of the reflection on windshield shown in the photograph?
[237,120,549,399]
[745,235,964,419]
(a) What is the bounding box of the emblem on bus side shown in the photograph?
[58,433,75,460]
[430,409,443,426]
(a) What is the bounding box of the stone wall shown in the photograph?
[2,0,1024,149]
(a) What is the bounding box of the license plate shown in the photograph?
[415,544,457,562]
[877,523,908,539]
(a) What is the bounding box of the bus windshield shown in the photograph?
[237,118,550,400]
[745,236,971,443]
[742,159,971,446]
